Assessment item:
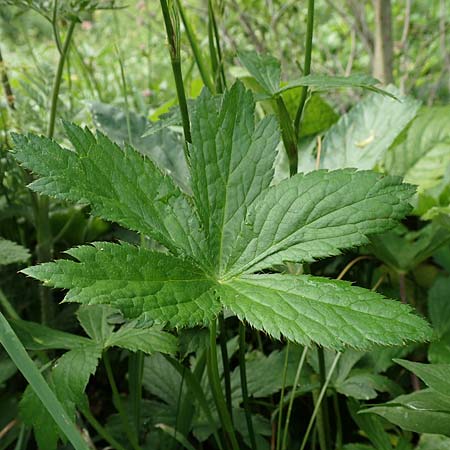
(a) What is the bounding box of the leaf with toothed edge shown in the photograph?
[14,81,432,350]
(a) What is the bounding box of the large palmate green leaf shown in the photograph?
[385,106,450,192]
[14,81,431,350]
[12,123,207,265]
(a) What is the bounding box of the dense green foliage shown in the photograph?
[1,1,450,450]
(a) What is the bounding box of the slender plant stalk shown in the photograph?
[207,0,222,92]
[103,351,141,450]
[239,322,257,450]
[333,392,342,450]
[281,345,309,450]
[81,406,128,450]
[0,312,90,450]
[156,424,197,450]
[208,0,227,90]
[276,97,298,176]
[160,0,192,144]
[0,46,15,109]
[219,314,233,419]
[167,355,224,450]
[207,320,240,450]
[175,0,215,92]
[0,288,20,320]
[116,46,133,146]
[317,347,332,450]
[299,353,341,450]
[276,342,290,450]
[128,352,144,438]
[294,0,315,136]
[35,18,76,324]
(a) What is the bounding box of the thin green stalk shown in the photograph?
[175,0,215,92]
[239,323,256,450]
[103,351,141,450]
[333,393,342,450]
[299,353,341,450]
[128,352,144,438]
[48,19,76,138]
[294,0,315,136]
[160,0,192,144]
[0,312,90,450]
[81,406,128,450]
[156,424,196,450]
[219,314,233,419]
[167,355,224,450]
[13,424,29,450]
[317,347,332,450]
[276,342,290,450]
[281,345,309,450]
[36,18,76,324]
[208,0,227,90]
[116,45,133,146]
[207,320,239,450]
[0,288,20,320]
[276,96,298,177]
[207,0,221,92]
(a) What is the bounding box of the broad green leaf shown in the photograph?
[429,331,450,364]
[335,371,399,400]
[22,242,221,328]
[395,360,450,397]
[385,106,450,192]
[299,86,420,172]
[91,101,190,192]
[0,238,30,265]
[12,123,206,263]
[238,51,281,95]
[365,389,450,436]
[428,277,450,338]
[190,82,279,273]
[20,345,101,450]
[219,275,431,349]
[226,169,415,276]
[106,321,177,355]
[10,319,91,350]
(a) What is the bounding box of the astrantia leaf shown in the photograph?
[226,169,415,276]
[15,81,432,350]
[22,242,221,328]
[219,275,430,349]
[12,123,206,265]
[0,238,30,265]
[190,81,279,273]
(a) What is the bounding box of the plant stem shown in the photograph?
[299,353,341,450]
[239,322,257,450]
[276,342,290,450]
[207,320,239,450]
[276,97,298,177]
[103,351,141,450]
[36,18,76,324]
[116,45,133,146]
[81,406,128,450]
[208,0,227,91]
[0,312,90,450]
[175,0,215,92]
[219,314,233,419]
[332,393,342,450]
[160,0,192,144]
[317,347,332,450]
[281,345,309,450]
[0,288,20,320]
[128,352,144,438]
[294,0,315,137]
